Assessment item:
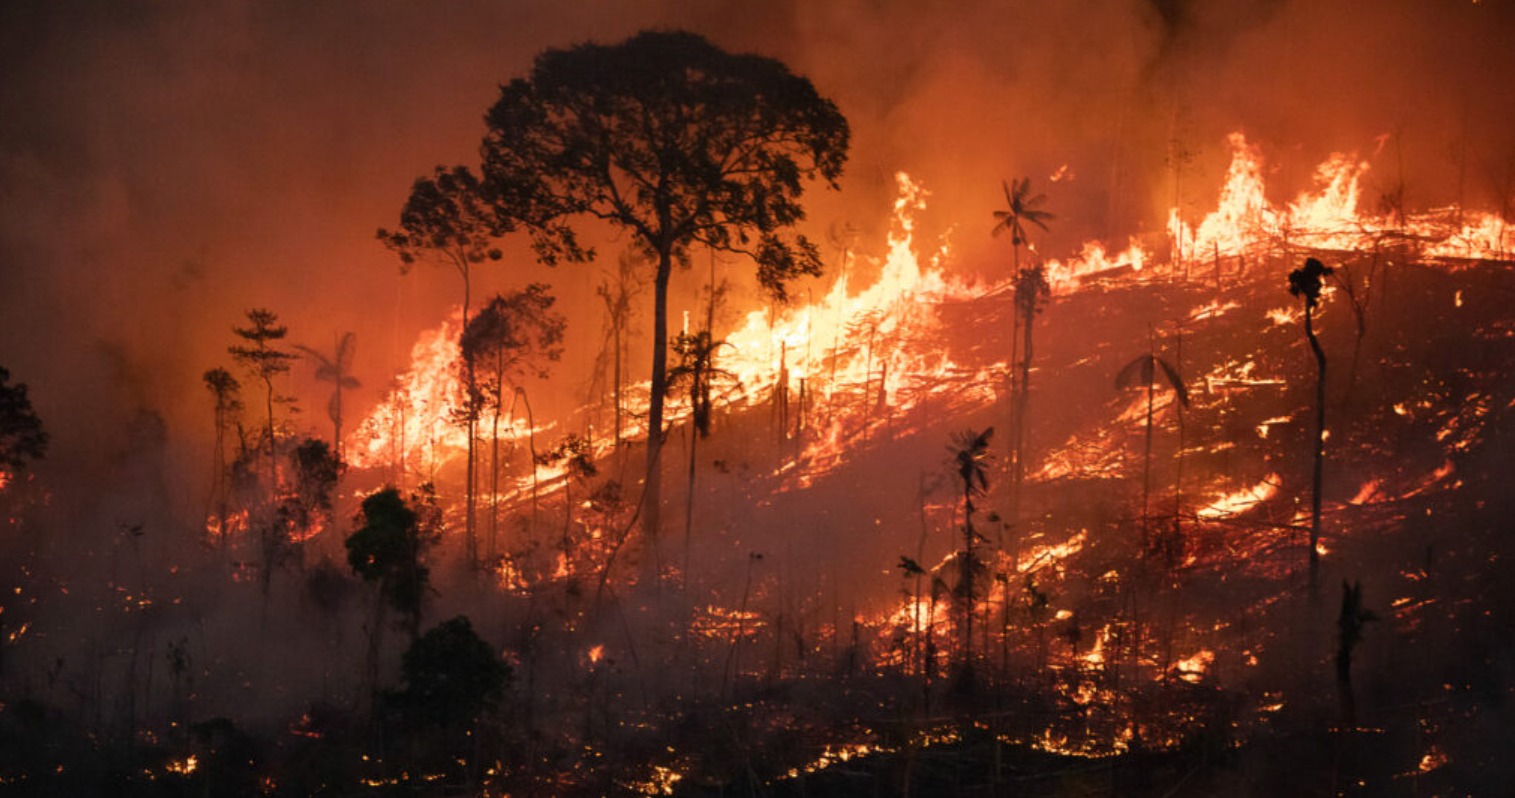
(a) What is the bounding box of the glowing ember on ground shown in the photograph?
[1172,650,1215,683]
[1417,744,1449,774]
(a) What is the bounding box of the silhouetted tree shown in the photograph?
[535,433,597,569]
[667,328,739,586]
[279,438,340,552]
[992,178,1054,277]
[347,487,435,640]
[393,615,509,730]
[589,250,646,450]
[460,284,566,563]
[379,165,507,569]
[377,165,504,317]
[1009,264,1050,521]
[1115,342,1189,552]
[202,368,242,544]
[481,30,849,574]
[0,366,48,476]
[1335,580,1377,727]
[948,427,993,689]
[242,436,341,601]
[993,178,1053,516]
[1289,257,1332,595]
[294,332,359,465]
[897,555,927,676]
[228,309,295,463]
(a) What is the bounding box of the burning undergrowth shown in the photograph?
[4,131,1515,796]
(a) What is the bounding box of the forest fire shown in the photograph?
[4,4,1515,796]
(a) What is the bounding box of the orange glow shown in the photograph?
[1196,475,1279,520]
[1348,479,1384,505]
[1417,744,1449,774]
[1172,650,1215,683]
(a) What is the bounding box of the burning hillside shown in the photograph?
[173,130,1509,793]
[4,8,1515,797]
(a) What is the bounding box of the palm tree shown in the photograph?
[897,555,927,676]
[948,427,993,688]
[992,178,1054,274]
[993,179,1054,525]
[295,333,359,465]
[1289,257,1332,596]
[1115,335,1189,552]
[1009,265,1050,521]
[993,178,1052,413]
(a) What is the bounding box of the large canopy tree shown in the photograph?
[480,30,849,569]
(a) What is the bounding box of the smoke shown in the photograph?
[1,0,1513,742]
[2,0,1511,470]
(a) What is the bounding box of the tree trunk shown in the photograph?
[1142,375,1154,548]
[1008,247,1022,525]
[490,351,504,564]
[1336,646,1355,728]
[643,249,673,579]
[1307,305,1326,596]
[614,300,624,449]
[461,269,477,569]
[961,489,975,678]
[333,382,344,465]
[1016,307,1034,519]
[684,419,698,592]
[263,376,275,463]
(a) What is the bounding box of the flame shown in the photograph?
[1196,475,1279,520]
[784,742,881,779]
[723,172,950,392]
[205,508,249,540]
[335,131,1508,582]
[690,605,764,640]
[1171,649,1215,684]
[721,171,997,480]
[1167,132,1511,272]
[1348,479,1384,505]
[587,644,604,664]
[352,314,468,473]
[629,764,684,797]
[1044,238,1147,293]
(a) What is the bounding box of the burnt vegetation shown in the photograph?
[4,27,1515,798]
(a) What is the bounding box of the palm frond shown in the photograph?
[1115,354,1187,405]
[1115,355,1155,391]
[1155,357,1188,407]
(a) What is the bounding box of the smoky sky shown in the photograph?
[1,0,1512,485]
